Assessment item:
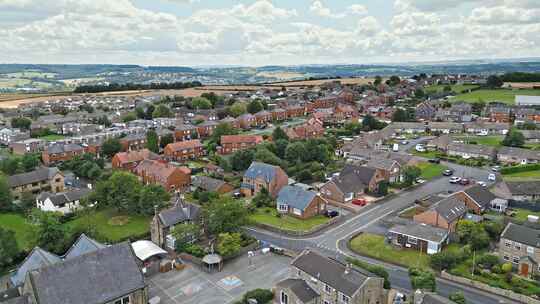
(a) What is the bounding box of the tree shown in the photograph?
[152,104,173,118]
[449,292,466,304]
[191,97,212,110]
[252,188,273,208]
[21,153,40,172]
[272,127,289,142]
[471,101,486,115]
[362,114,378,131]
[246,100,263,114]
[275,139,289,159]
[456,220,475,243]
[0,173,13,211]
[486,75,503,88]
[10,117,32,130]
[0,227,19,269]
[136,185,170,216]
[229,102,247,117]
[520,121,537,130]
[374,76,382,86]
[101,138,122,158]
[402,166,421,186]
[443,85,452,92]
[408,267,436,291]
[205,197,248,235]
[217,232,242,257]
[33,210,68,254]
[415,88,425,98]
[122,112,137,122]
[388,75,401,86]
[97,115,112,127]
[146,130,159,153]
[254,147,282,167]
[502,129,525,147]
[239,289,274,304]
[159,133,174,149]
[172,222,201,251]
[19,192,35,213]
[285,142,307,163]
[430,251,460,271]
[392,108,409,122]
[135,107,146,119]
[231,149,255,171]
[377,181,389,196]
[470,225,490,250]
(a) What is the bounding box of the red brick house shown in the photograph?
[240,162,288,198]
[133,159,191,192]
[237,113,256,129]
[313,96,337,109]
[337,88,355,104]
[413,195,467,233]
[196,121,218,138]
[334,104,359,123]
[119,133,147,152]
[254,110,272,126]
[487,106,512,123]
[219,116,240,129]
[276,185,327,219]
[217,135,263,155]
[284,118,324,140]
[112,149,160,171]
[285,105,304,118]
[320,165,386,204]
[42,143,85,165]
[453,185,497,214]
[271,109,287,121]
[164,140,204,161]
[174,124,197,142]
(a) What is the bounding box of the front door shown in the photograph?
[520,263,529,277]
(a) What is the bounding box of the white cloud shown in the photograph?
[309,0,345,18]
[349,4,368,16]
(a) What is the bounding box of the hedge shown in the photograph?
[501,163,540,174]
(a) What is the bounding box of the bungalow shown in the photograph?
[150,202,201,249]
[112,149,160,171]
[521,130,540,143]
[240,161,289,198]
[427,135,451,152]
[276,185,327,219]
[447,143,496,160]
[391,122,426,134]
[464,121,509,135]
[414,195,467,233]
[119,133,147,152]
[388,223,449,254]
[321,165,385,204]
[454,185,500,214]
[191,175,234,194]
[133,159,191,192]
[217,134,263,155]
[42,143,85,165]
[500,181,540,201]
[164,139,204,161]
[497,146,540,165]
[237,113,256,129]
[427,122,463,134]
[36,188,92,215]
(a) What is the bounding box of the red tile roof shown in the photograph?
[165,140,202,152]
[221,135,263,145]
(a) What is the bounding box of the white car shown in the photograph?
[477,181,487,187]
[488,173,496,181]
[449,176,462,184]
[415,144,426,152]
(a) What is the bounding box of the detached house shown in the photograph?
[240,162,288,198]
[133,159,191,192]
[164,139,204,161]
[415,101,436,121]
[499,223,540,278]
[36,188,92,215]
[276,185,327,219]
[151,202,201,249]
[413,195,467,233]
[321,165,385,204]
[454,185,501,214]
[366,158,401,183]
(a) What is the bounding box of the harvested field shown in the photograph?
[267,77,378,86]
[504,82,540,89]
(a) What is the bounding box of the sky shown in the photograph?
[0,0,539,66]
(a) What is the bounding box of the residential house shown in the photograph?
[196,120,218,138]
[454,185,500,214]
[61,123,100,136]
[464,121,509,135]
[366,158,401,183]
[219,116,240,129]
[240,161,289,198]
[276,185,327,219]
[274,249,385,304]
[217,135,263,155]
[497,146,540,165]
[112,149,160,171]
[320,165,385,204]
[497,181,540,201]
[514,107,540,125]
[427,122,463,134]
[388,223,449,254]
[334,104,358,123]
[9,138,46,155]
[42,143,85,165]
[448,102,472,122]
[415,101,436,121]
[0,128,30,146]
[284,119,325,140]
[191,175,234,194]
[486,105,512,123]
[119,133,147,152]
[413,195,467,233]
[499,223,540,278]
[427,135,451,152]
[164,140,204,161]
[36,188,92,215]
[254,110,272,126]
[447,143,496,160]
[522,130,540,143]
[133,159,191,192]
[285,105,305,118]
[271,108,287,121]
[390,122,426,134]
[237,113,256,129]
[174,124,197,142]
[8,167,64,200]
[150,202,201,249]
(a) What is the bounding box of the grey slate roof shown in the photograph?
[462,185,496,209]
[366,158,399,171]
[330,171,367,194]
[63,233,106,260]
[244,162,278,183]
[158,203,201,228]
[28,242,145,304]
[501,223,540,248]
[506,181,540,196]
[1,295,29,304]
[447,143,496,156]
[277,185,317,211]
[291,250,372,297]
[45,143,84,154]
[37,188,91,207]
[277,279,319,303]
[8,167,60,188]
[389,223,449,243]
[10,248,61,287]
[340,164,377,185]
[191,176,226,192]
[497,146,540,160]
[432,195,467,223]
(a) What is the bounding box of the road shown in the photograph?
[246,162,515,304]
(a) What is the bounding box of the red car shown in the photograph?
[352,198,367,206]
[459,178,470,185]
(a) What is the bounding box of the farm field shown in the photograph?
[452,89,540,104]
[425,84,479,94]
[268,77,378,87]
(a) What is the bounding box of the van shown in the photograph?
[392,143,399,152]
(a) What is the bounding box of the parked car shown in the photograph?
[488,173,496,181]
[415,178,426,184]
[325,210,339,218]
[415,144,426,152]
[401,140,409,145]
[491,166,501,172]
[477,181,487,187]
[459,178,470,185]
[443,169,454,176]
[449,176,461,184]
[351,198,367,206]
[428,158,441,164]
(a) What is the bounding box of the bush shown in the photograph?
[409,267,436,292]
[241,289,274,304]
[500,163,540,174]
[184,244,205,258]
[477,254,500,269]
[491,264,502,274]
[501,262,513,273]
[347,257,391,289]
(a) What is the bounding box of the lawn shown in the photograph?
[411,150,441,159]
[503,170,540,180]
[65,209,151,242]
[453,89,540,105]
[249,208,330,232]
[512,208,540,223]
[417,162,447,180]
[457,135,503,147]
[349,233,431,269]
[0,213,35,250]
[39,134,66,141]
[425,84,479,94]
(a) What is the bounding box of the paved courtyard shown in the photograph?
[149,252,291,304]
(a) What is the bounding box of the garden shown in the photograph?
[248,207,331,233]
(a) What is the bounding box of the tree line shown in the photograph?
[73,81,203,93]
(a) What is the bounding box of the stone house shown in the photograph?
[8,167,64,200]
[499,223,540,278]
[150,202,201,249]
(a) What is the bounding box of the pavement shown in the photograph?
[245,161,517,304]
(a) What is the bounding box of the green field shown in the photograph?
[425,84,479,94]
[0,213,35,250]
[417,162,447,180]
[39,134,66,141]
[0,78,32,88]
[455,135,503,147]
[249,208,330,232]
[503,170,540,180]
[453,89,540,105]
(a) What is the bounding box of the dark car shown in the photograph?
[428,158,441,164]
[443,169,454,176]
[459,178,470,185]
[325,210,339,218]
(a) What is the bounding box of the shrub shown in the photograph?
[347,257,391,289]
[241,289,273,304]
[501,262,513,273]
[184,244,205,258]
[491,264,502,274]
[409,267,436,292]
[500,163,540,174]
[477,254,500,269]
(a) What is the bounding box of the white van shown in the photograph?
[393,143,399,152]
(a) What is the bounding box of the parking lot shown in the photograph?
[148,252,291,304]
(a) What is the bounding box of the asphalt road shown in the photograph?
[246,162,515,304]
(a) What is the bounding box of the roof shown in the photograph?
[191,175,227,192]
[366,158,399,171]
[498,146,540,160]
[45,143,84,154]
[165,139,202,151]
[389,223,448,243]
[244,162,280,183]
[516,95,540,105]
[63,234,106,260]
[340,164,378,185]
[157,203,201,227]
[8,167,61,188]
[329,171,367,194]
[10,247,61,286]
[461,185,497,209]
[506,181,540,196]
[501,223,540,248]
[277,185,317,211]
[28,242,146,304]
[37,188,91,207]
[113,149,160,165]
[291,250,372,297]
[134,159,190,183]
[419,293,456,304]
[447,143,495,156]
[276,279,319,303]
[221,134,263,144]
[131,240,167,261]
[432,195,467,222]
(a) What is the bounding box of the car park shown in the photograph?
[449,176,461,184]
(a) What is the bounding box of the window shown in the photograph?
[340,293,350,304]
[280,291,288,304]
[324,284,332,294]
[527,246,535,254]
[122,297,130,304]
[503,255,510,261]
[324,301,330,304]
[408,237,417,245]
[512,256,519,264]
[505,241,511,247]
[515,243,521,251]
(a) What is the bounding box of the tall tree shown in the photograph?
[191,97,212,109]
[0,173,13,211]
[159,133,174,149]
[216,232,242,256]
[101,138,122,158]
[402,166,421,186]
[152,104,174,118]
[247,100,263,114]
[146,130,159,153]
[272,127,289,142]
[392,108,409,122]
[21,153,40,172]
[172,223,201,251]
[231,149,255,171]
[229,102,247,117]
[205,197,248,235]
[33,210,68,254]
[486,75,503,88]
[0,227,19,269]
[373,76,382,86]
[502,129,525,148]
[10,117,32,130]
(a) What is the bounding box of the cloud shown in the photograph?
[309,0,345,18]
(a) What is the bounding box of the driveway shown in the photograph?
[149,252,291,304]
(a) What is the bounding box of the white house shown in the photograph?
[36,188,92,214]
